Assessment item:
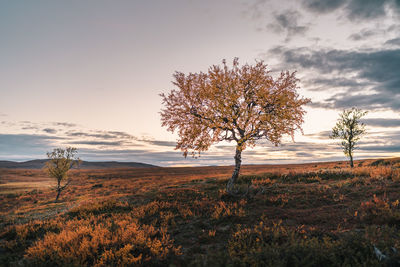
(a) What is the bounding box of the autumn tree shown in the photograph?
[330,107,367,168]
[45,147,80,202]
[160,59,310,194]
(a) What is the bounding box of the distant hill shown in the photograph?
[0,159,157,169]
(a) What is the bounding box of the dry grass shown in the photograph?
[1,157,400,266]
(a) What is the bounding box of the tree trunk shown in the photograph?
[227,146,242,194]
[349,152,354,168]
[55,180,61,202]
[55,189,61,202]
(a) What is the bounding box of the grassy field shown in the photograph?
[1,158,400,266]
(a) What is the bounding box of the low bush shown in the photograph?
[356,194,400,226]
[227,220,384,266]
[25,216,181,266]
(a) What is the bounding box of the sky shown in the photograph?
[1,0,399,166]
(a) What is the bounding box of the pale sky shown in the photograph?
[1,0,400,166]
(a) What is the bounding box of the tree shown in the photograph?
[45,147,80,202]
[330,107,367,168]
[160,58,310,194]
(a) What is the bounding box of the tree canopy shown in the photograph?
[45,147,80,202]
[331,107,367,168]
[161,58,310,193]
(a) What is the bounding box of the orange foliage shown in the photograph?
[161,58,310,157]
[211,200,247,219]
[25,208,181,266]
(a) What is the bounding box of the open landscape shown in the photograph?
[1,158,400,266]
[2,1,400,266]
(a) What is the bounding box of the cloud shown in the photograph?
[255,139,339,155]
[268,10,309,41]
[68,140,124,146]
[321,93,400,111]
[279,142,337,152]
[360,145,400,152]
[77,148,236,166]
[304,130,332,139]
[43,128,57,134]
[0,134,63,160]
[107,131,134,139]
[271,46,400,111]
[362,118,400,127]
[66,130,135,140]
[302,0,400,21]
[52,122,77,128]
[296,152,315,157]
[0,130,398,165]
[348,29,380,41]
[22,126,40,131]
[67,131,119,139]
[385,38,400,46]
[356,129,400,153]
[7,121,76,133]
[246,0,399,47]
[139,138,177,147]
[304,77,367,91]
[0,123,182,164]
[345,0,390,21]
[18,121,40,131]
[2,117,398,165]
[302,0,346,13]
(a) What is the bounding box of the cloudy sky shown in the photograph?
[1,0,399,166]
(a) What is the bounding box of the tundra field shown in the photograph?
[1,158,400,266]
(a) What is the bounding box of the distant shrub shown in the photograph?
[370,159,391,167]
[370,158,400,167]
[5,193,21,199]
[246,169,357,184]
[227,220,386,266]
[66,199,131,219]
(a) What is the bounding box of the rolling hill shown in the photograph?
[0,159,157,169]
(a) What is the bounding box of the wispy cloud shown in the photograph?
[348,28,381,41]
[43,128,57,134]
[68,140,124,146]
[385,38,400,46]
[66,130,135,140]
[268,10,309,42]
[52,122,77,128]
[362,118,400,127]
[139,138,177,147]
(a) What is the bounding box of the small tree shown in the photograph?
[45,147,80,202]
[330,107,367,168]
[160,59,310,194]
